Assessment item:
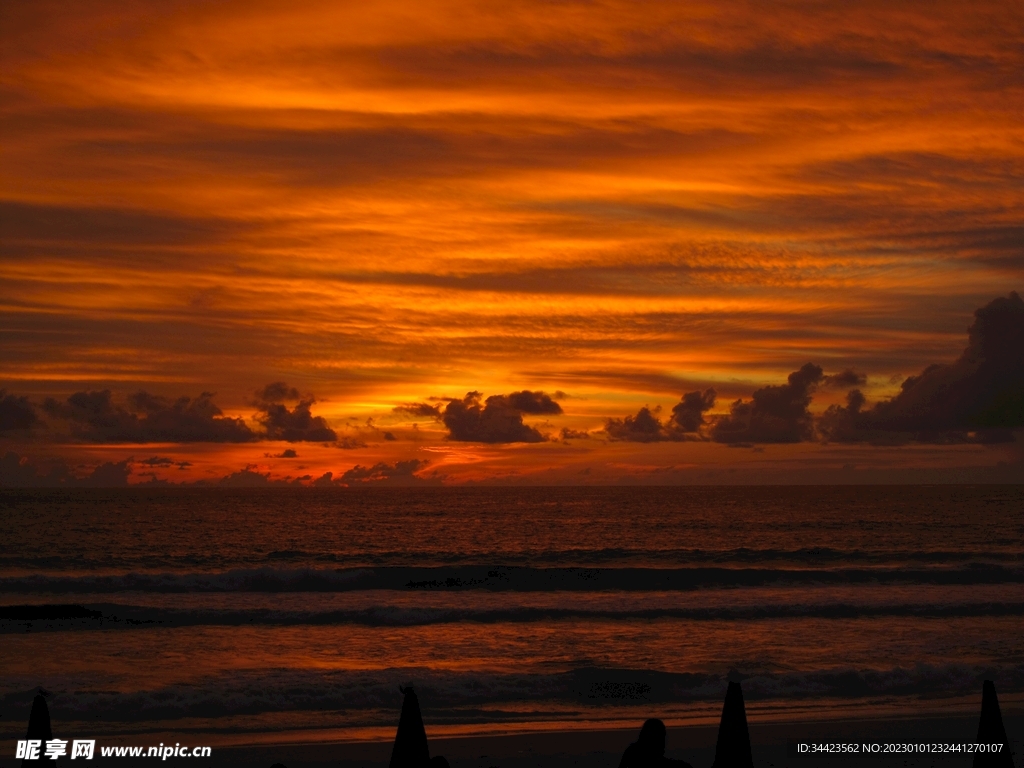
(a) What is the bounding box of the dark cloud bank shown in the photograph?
[397,390,563,444]
[193,458,439,488]
[322,459,440,487]
[606,292,1024,445]
[0,382,358,486]
[818,292,1023,444]
[712,363,823,444]
[0,390,38,432]
[40,390,257,443]
[0,382,339,444]
[0,453,132,488]
[0,453,438,489]
[606,388,718,442]
[870,292,1022,434]
[1,294,1021,485]
[0,454,436,489]
[254,382,337,442]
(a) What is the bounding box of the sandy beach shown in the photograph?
[7,706,1011,768]
[219,711,1024,768]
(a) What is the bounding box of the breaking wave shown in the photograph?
[3,599,1023,631]
[3,563,1022,595]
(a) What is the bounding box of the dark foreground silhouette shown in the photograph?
[711,681,753,768]
[618,718,693,767]
[22,693,52,766]
[974,680,1015,768]
[389,686,449,768]
[23,679,1017,768]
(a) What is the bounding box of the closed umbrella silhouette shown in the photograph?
[23,694,52,767]
[390,686,430,768]
[711,682,753,768]
[973,680,1015,768]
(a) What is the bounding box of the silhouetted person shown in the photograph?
[23,693,52,766]
[712,682,753,768]
[973,680,1015,768]
[390,686,450,768]
[618,718,693,767]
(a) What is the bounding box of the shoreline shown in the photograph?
[185,710,1024,767]
[16,690,1017,748]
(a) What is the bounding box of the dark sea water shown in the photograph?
[1,486,1022,746]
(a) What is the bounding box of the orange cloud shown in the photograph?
[1,1,1022,481]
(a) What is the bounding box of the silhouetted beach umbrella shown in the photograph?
[25,693,52,742]
[618,718,693,767]
[389,686,430,768]
[973,680,1015,768]
[712,682,753,768]
[23,694,52,766]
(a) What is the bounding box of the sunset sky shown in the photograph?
[1,0,1022,484]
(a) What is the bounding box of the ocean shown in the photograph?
[1,485,1022,750]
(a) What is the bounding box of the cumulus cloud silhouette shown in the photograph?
[669,388,717,434]
[0,451,131,487]
[0,390,37,432]
[254,383,337,442]
[311,471,336,487]
[717,294,1022,444]
[36,384,339,443]
[863,292,1023,433]
[78,459,132,487]
[712,363,824,443]
[219,465,273,487]
[339,458,435,484]
[0,452,61,487]
[257,400,336,442]
[818,389,869,443]
[442,391,555,443]
[606,389,716,442]
[396,391,560,442]
[496,390,563,415]
[257,382,301,402]
[43,390,257,443]
[606,406,665,442]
